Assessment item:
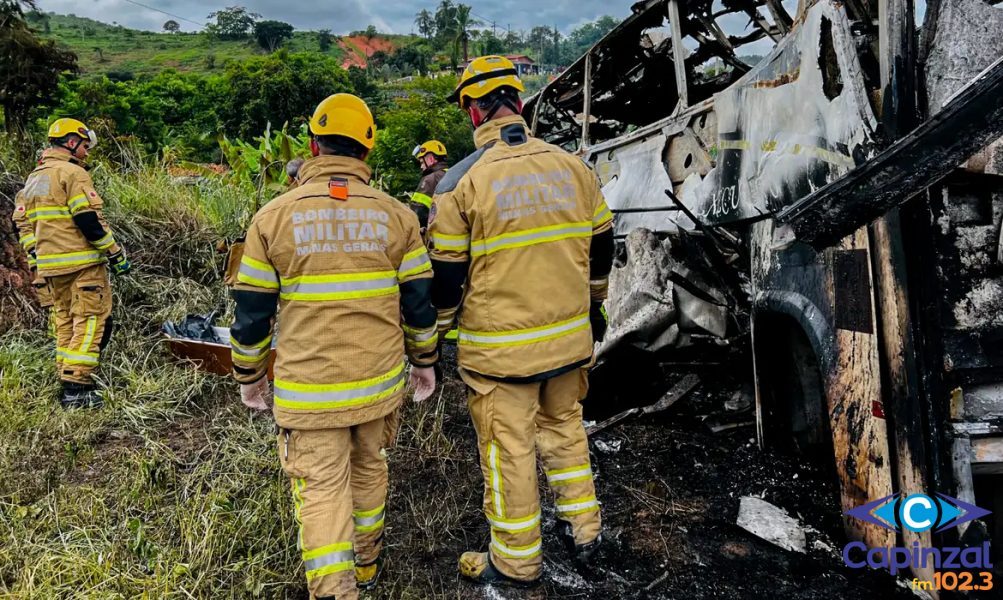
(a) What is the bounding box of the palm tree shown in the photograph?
[414,9,434,39]
[453,4,479,64]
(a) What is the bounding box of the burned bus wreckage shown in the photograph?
[526,0,1003,580]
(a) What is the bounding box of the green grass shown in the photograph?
[0,333,302,597]
[32,14,344,76]
[0,162,482,597]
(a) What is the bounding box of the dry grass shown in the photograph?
[0,160,790,600]
[0,164,551,599]
[0,165,298,598]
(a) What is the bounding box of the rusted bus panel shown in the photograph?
[826,233,893,550]
[751,219,894,548]
[870,0,931,566]
[972,437,1003,473]
[869,211,935,582]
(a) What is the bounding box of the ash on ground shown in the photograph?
[375,348,921,600]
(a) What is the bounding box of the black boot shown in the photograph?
[60,382,103,410]
[558,520,603,567]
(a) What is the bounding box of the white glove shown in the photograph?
[409,366,436,403]
[240,378,273,412]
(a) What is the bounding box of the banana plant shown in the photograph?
[218,122,311,205]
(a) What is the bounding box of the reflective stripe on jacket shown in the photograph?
[231,156,437,430]
[13,150,121,277]
[429,115,613,378]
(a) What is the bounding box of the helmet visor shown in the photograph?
[412,145,423,159]
[85,129,98,149]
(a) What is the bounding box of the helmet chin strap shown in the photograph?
[469,97,521,129]
[55,137,84,164]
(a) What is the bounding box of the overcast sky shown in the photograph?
[34,0,928,43]
[34,0,636,35]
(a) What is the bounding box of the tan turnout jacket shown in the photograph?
[429,115,613,379]
[231,156,437,430]
[13,150,121,277]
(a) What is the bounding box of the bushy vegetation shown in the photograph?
[25,11,348,76]
[43,51,354,162]
[5,3,622,185]
[369,77,474,197]
[0,158,484,597]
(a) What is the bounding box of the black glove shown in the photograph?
[589,302,608,343]
[108,250,132,276]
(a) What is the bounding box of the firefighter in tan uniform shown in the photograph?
[408,140,448,235]
[429,56,615,586]
[13,118,131,409]
[230,94,438,600]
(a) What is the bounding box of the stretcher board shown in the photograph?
[163,326,276,379]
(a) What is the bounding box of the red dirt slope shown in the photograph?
[338,35,396,69]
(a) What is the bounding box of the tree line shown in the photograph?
[1,1,619,196]
[2,0,470,198]
[414,1,618,67]
[192,4,618,70]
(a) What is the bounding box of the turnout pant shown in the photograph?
[278,415,392,600]
[462,367,602,581]
[46,264,113,385]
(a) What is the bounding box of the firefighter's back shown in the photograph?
[243,158,422,429]
[432,118,611,378]
[19,156,104,277]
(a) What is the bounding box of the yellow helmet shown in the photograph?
[412,140,447,160]
[309,93,376,150]
[448,55,525,107]
[48,118,98,148]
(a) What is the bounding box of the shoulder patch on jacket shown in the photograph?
[435,143,494,195]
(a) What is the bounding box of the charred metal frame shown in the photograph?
[526,0,796,150]
[531,0,1003,571]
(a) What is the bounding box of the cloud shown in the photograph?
[34,0,636,34]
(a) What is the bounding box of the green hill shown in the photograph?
[25,12,417,77]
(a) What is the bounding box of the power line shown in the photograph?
[120,0,205,27]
